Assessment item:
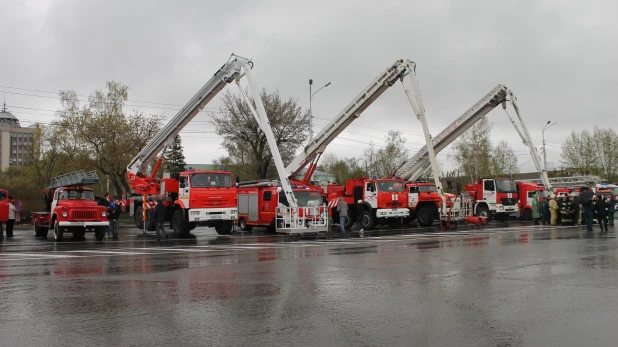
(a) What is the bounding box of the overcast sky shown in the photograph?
[2,0,616,174]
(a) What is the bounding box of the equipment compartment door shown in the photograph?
[248,194,259,222]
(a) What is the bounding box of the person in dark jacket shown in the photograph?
[609,197,616,226]
[355,200,364,237]
[110,198,122,240]
[541,196,551,225]
[152,195,168,241]
[575,187,595,232]
[107,199,116,239]
[595,195,609,232]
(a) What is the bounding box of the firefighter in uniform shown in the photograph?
[549,196,558,226]
[592,196,598,227]
[596,195,609,232]
[561,197,572,226]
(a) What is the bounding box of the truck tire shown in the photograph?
[95,227,106,241]
[416,206,434,227]
[34,219,40,237]
[360,210,376,230]
[53,220,64,242]
[172,209,190,237]
[476,205,491,221]
[239,218,253,232]
[134,206,144,229]
[215,221,233,235]
[523,209,532,221]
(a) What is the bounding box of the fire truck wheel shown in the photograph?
[215,221,233,235]
[172,209,190,237]
[34,219,40,237]
[95,227,106,241]
[239,218,252,232]
[39,227,48,238]
[53,220,64,242]
[134,207,144,229]
[360,211,376,230]
[476,205,491,221]
[522,209,532,221]
[416,206,434,227]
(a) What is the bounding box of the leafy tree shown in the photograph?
[212,89,309,179]
[55,81,161,196]
[560,129,598,175]
[451,118,518,180]
[374,131,409,178]
[163,134,187,177]
[592,127,618,182]
[490,140,519,176]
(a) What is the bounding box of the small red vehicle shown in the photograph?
[31,171,109,241]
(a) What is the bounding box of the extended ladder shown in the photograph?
[47,171,99,190]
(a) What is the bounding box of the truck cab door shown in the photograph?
[483,179,496,204]
[365,182,377,209]
[527,191,534,209]
[261,190,276,225]
[51,189,60,214]
[179,175,190,207]
[408,186,419,210]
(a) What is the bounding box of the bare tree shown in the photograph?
[212,89,309,179]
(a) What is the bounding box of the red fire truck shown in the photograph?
[126,54,295,236]
[327,177,409,230]
[405,181,442,227]
[0,189,9,224]
[464,178,519,221]
[236,180,326,231]
[516,182,546,220]
[30,171,109,241]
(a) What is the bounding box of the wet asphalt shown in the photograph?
[1,222,618,347]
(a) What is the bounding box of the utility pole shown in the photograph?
[542,121,557,171]
[308,79,331,141]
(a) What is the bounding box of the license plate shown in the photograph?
[210,215,221,219]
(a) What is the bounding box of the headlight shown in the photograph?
[102,212,107,217]
[62,212,68,218]
[499,206,504,210]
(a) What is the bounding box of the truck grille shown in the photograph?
[385,201,404,208]
[71,210,97,220]
[500,198,517,206]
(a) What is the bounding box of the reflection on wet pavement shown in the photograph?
[0,223,617,346]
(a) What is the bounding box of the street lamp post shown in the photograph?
[542,121,557,171]
[309,79,331,141]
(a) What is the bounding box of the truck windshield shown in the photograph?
[190,173,233,188]
[63,190,95,200]
[295,191,322,207]
[278,191,322,207]
[377,180,405,192]
[418,185,437,193]
[496,180,517,193]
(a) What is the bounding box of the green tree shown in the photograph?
[490,140,519,177]
[560,129,598,175]
[163,134,187,177]
[374,131,409,178]
[212,89,309,179]
[55,81,161,196]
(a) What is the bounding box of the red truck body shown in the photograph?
[128,168,238,235]
[0,189,9,223]
[327,177,409,230]
[31,186,109,241]
[464,178,519,221]
[236,181,325,231]
[516,182,547,220]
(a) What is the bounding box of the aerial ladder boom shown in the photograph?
[127,55,250,176]
[394,85,554,195]
[126,54,300,209]
[285,59,414,181]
